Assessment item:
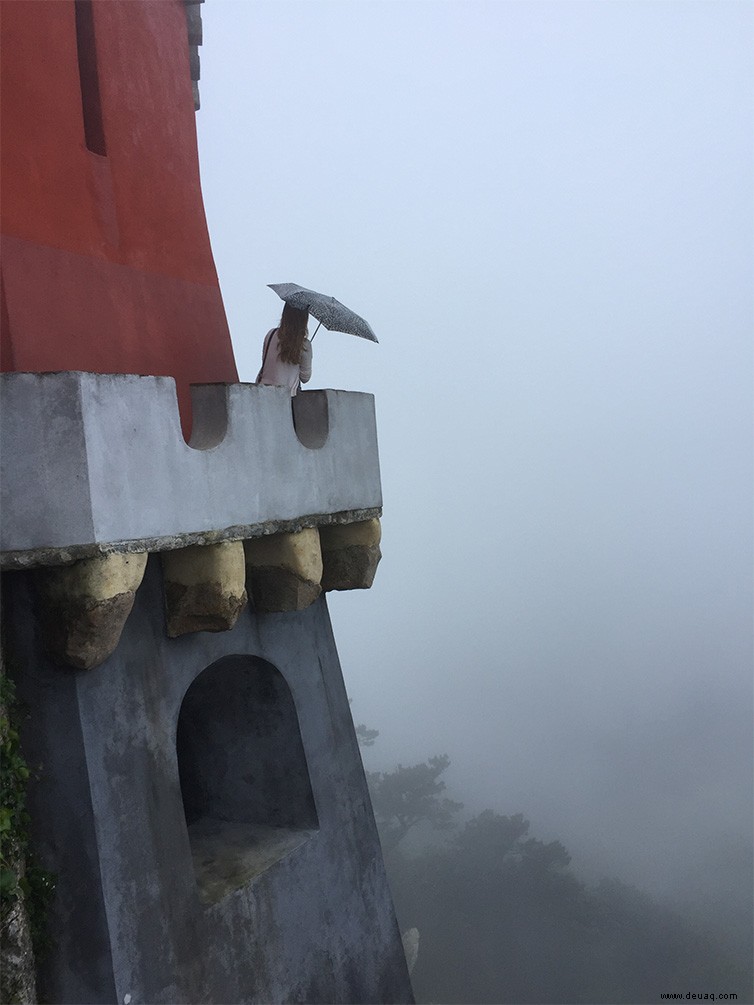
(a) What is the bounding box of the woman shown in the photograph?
[256,303,312,395]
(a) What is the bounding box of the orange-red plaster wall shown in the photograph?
[0,0,238,434]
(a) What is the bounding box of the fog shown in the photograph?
[194,0,753,992]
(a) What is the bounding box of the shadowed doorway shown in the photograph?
[177,655,319,904]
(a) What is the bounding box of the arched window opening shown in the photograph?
[177,655,318,905]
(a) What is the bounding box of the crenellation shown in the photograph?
[0,372,382,569]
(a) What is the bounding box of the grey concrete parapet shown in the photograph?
[0,372,382,569]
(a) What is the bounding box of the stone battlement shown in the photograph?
[0,371,382,569]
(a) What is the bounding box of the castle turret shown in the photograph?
[0,4,413,1002]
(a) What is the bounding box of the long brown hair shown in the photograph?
[276,304,309,364]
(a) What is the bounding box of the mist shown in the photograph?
[194,1,753,998]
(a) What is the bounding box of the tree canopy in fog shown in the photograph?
[359,726,752,1004]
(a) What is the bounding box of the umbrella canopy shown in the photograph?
[268,283,378,343]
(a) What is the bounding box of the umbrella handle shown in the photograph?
[310,321,322,341]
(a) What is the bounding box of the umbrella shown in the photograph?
[268,283,378,343]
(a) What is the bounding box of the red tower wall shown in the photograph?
[0,0,238,435]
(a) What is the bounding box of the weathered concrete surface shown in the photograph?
[36,552,147,669]
[186,820,316,907]
[320,518,382,591]
[5,559,414,1005]
[161,541,247,637]
[0,374,382,569]
[244,528,323,612]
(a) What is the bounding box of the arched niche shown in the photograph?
[176,655,318,904]
[291,389,329,448]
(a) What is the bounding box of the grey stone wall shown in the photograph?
[4,559,413,1004]
[0,373,382,569]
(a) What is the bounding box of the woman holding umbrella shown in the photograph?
[256,303,312,395]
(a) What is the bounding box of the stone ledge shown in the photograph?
[1,507,382,571]
[1,373,382,567]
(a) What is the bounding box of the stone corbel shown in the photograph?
[161,541,247,638]
[36,552,147,670]
[320,518,382,592]
[244,528,323,613]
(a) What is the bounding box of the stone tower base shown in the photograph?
[4,559,413,1004]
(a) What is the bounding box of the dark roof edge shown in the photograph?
[184,0,204,111]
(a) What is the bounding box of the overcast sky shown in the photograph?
[195,0,753,916]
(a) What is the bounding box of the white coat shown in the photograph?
[257,328,312,396]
